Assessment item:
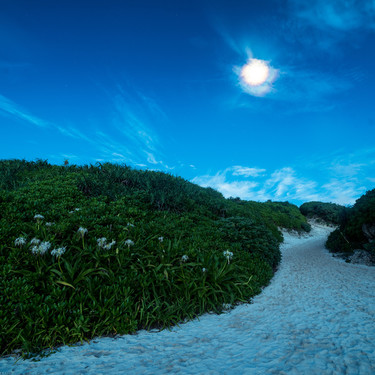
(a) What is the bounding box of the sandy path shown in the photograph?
[1,225,375,374]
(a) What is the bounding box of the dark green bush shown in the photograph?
[300,201,345,225]
[325,229,352,253]
[326,189,375,256]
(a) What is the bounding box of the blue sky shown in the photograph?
[1,0,375,205]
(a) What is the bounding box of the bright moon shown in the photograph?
[241,58,270,86]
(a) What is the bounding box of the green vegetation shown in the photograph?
[300,201,345,225]
[0,159,310,359]
[326,189,375,260]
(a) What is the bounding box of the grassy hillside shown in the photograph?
[326,189,375,259]
[300,201,345,225]
[0,159,310,358]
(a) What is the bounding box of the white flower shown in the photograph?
[30,238,41,245]
[77,227,88,236]
[31,245,40,255]
[97,237,107,248]
[51,247,66,258]
[45,222,55,227]
[39,241,51,255]
[34,214,44,220]
[223,250,233,259]
[125,239,134,247]
[181,255,189,262]
[158,236,164,242]
[75,208,80,211]
[202,268,207,273]
[104,240,116,250]
[31,241,51,255]
[223,250,234,264]
[127,223,134,227]
[14,237,27,247]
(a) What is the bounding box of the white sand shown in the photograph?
[2,223,375,374]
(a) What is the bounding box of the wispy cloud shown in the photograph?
[232,166,266,177]
[192,170,259,200]
[289,0,375,32]
[192,166,320,202]
[145,151,162,165]
[0,94,49,128]
[0,87,170,169]
[273,66,350,102]
[111,85,167,167]
[192,162,370,205]
[329,162,366,177]
[322,179,366,205]
[258,167,320,202]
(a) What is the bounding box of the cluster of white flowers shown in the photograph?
[14,237,27,247]
[104,241,116,250]
[223,250,234,263]
[34,214,44,220]
[51,247,66,258]
[69,208,80,214]
[30,238,41,245]
[202,267,207,273]
[158,236,164,242]
[15,234,68,257]
[97,237,116,250]
[97,237,107,248]
[124,239,134,247]
[127,223,135,227]
[31,241,51,255]
[45,222,55,227]
[77,227,88,236]
[181,255,189,262]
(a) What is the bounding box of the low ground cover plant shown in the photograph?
[0,159,310,358]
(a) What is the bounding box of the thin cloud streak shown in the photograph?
[232,166,266,177]
[0,94,49,128]
[111,85,168,167]
[0,90,169,169]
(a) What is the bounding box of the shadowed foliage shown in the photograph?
[300,201,345,225]
[325,189,375,259]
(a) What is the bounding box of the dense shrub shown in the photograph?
[300,201,345,225]
[228,198,311,234]
[0,159,309,358]
[325,229,352,253]
[326,189,375,256]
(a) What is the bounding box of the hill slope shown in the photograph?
[0,159,310,358]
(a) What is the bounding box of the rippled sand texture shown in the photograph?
[2,224,375,374]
